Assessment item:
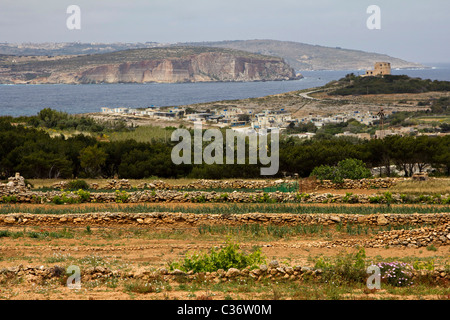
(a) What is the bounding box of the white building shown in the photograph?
[113,107,128,114]
[289,132,316,140]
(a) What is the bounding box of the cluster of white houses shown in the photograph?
[101,106,294,130]
[298,110,380,128]
[100,106,445,139]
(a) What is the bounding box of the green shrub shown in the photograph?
[342,192,358,203]
[310,158,372,184]
[51,192,80,205]
[77,189,91,203]
[368,195,383,204]
[51,195,64,205]
[258,193,275,203]
[168,241,266,273]
[383,191,394,204]
[310,165,340,183]
[400,194,412,203]
[67,180,90,190]
[314,247,367,284]
[442,195,450,205]
[115,190,129,203]
[194,194,207,203]
[337,158,372,180]
[0,230,11,238]
[0,195,18,204]
[413,259,435,271]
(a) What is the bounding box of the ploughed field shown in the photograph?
[0,179,449,300]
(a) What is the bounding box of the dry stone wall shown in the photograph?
[315,223,450,251]
[316,178,398,190]
[50,178,398,191]
[1,212,449,228]
[73,179,292,191]
[1,258,448,285]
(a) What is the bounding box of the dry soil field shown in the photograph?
[0,196,449,301]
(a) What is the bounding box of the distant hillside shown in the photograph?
[178,40,425,71]
[0,46,300,84]
[0,42,163,56]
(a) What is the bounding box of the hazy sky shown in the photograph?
[1,0,449,63]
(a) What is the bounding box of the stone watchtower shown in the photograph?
[363,62,391,77]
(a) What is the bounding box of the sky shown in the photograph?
[0,0,449,63]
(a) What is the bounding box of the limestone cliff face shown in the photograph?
[70,52,298,84]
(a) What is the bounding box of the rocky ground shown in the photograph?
[0,207,449,300]
[0,176,449,300]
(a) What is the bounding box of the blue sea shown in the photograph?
[1,63,449,117]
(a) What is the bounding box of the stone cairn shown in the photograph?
[0,173,30,195]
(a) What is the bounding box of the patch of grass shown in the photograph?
[197,224,325,240]
[45,252,72,263]
[1,203,449,216]
[388,179,450,195]
[109,125,176,143]
[0,228,74,239]
[124,280,156,294]
[313,247,368,285]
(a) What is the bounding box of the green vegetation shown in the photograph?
[108,125,177,143]
[25,108,127,133]
[310,158,372,183]
[1,203,448,216]
[114,190,130,203]
[429,97,450,115]
[330,74,450,96]
[66,179,90,191]
[168,241,266,273]
[197,224,325,240]
[0,228,74,239]
[1,108,449,179]
[314,247,368,285]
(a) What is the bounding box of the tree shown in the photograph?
[310,158,372,183]
[79,145,107,178]
[337,158,372,180]
[16,151,72,179]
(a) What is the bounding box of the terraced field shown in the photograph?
[0,197,449,300]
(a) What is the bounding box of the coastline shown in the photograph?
[1,67,449,117]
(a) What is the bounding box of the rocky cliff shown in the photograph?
[0,47,301,84]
